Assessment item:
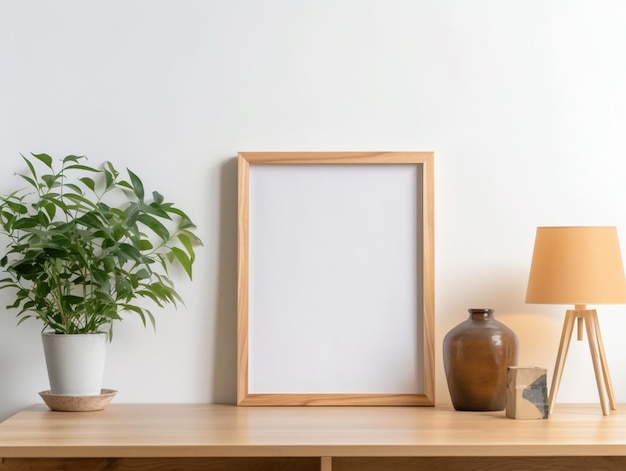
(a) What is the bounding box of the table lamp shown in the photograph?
[526,226,626,416]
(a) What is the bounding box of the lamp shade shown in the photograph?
[526,226,626,305]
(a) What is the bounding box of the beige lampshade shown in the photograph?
[526,226,626,305]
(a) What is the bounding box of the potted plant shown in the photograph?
[0,153,201,404]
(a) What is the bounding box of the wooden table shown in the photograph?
[1,403,625,470]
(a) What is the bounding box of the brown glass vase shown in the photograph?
[443,308,519,411]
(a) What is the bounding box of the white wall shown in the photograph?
[1,0,626,421]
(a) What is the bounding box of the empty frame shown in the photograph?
[237,152,434,406]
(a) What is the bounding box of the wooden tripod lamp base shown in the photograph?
[526,226,626,416]
[549,305,616,416]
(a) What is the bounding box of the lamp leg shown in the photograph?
[588,309,617,410]
[548,310,577,414]
[583,311,610,415]
[592,310,616,410]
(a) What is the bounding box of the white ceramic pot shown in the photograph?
[41,332,108,396]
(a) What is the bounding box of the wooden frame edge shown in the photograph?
[237,155,251,405]
[237,152,435,406]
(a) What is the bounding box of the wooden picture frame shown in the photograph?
[237,152,434,406]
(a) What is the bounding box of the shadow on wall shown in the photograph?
[0,321,46,421]
[210,157,239,403]
[439,264,570,370]
[440,264,532,326]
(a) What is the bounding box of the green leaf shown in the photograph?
[139,239,153,250]
[36,209,50,226]
[152,191,164,204]
[41,174,60,189]
[43,202,56,220]
[118,242,142,262]
[34,281,51,298]
[104,169,114,190]
[43,247,69,258]
[31,152,53,168]
[79,177,96,192]
[144,201,170,219]
[6,201,28,215]
[22,155,39,183]
[121,304,155,330]
[76,211,104,229]
[61,294,83,306]
[127,169,144,200]
[164,206,193,222]
[170,246,193,279]
[48,235,71,247]
[62,155,85,165]
[103,161,119,179]
[116,180,133,191]
[12,217,40,229]
[137,213,170,241]
[148,282,181,305]
[94,290,115,304]
[64,164,99,173]
[122,203,140,226]
[64,183,83,195]
[136,288,163,306]
[92,269,111,288]
[16,173,37,189]
[178,232,201,254]
[64,193,98,211]
[134,268,151,280]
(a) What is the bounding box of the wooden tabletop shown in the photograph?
[0,403,625,458]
